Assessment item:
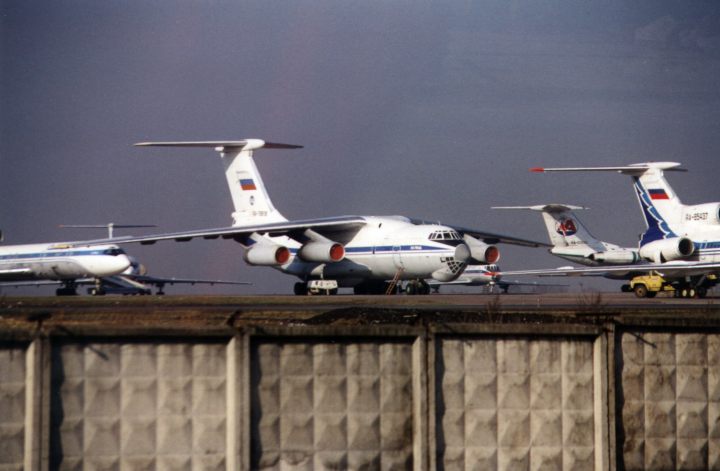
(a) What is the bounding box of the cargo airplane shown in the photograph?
[91,139,546,295]
[503,163,720,297]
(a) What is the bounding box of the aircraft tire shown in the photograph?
[698,287,708,298]
[294,282,308,296]
[633,284,648,298]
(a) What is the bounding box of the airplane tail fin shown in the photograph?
[493,204,604,250]
[532,162,685,245]
[135,140,302,227]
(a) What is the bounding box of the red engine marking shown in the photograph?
[330,244,345,261]
[276,247,291,264]
[486,246,500,264]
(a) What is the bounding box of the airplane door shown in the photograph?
[392,244,403,269]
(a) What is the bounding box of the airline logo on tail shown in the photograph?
[633,178,677,245]
[648,189,669,200]
[555,218,577,236]
[239,179,257,191]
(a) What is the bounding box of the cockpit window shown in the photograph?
[103,248,126,256]
[429,230,461,241]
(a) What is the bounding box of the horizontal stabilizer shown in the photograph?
[493,204,587,212]
[531,162,686,175]
[135,140,303,151]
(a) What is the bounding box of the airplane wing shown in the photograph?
[0,275,251,294]
[70,216,368,247]
[70,215,547,248]
[501,261,720,278]
[127,274,251,287]
[428,278,563,287]
[407,218,548,247]
[447,225,550,248]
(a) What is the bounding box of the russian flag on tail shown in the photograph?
[649,189,669,200]
[240,179,257,191]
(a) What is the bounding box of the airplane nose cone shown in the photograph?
[454,243,470,263]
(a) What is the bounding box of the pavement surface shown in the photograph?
[2,292,720,339]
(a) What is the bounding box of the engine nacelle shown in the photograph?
[638,237,695,263]
[682,203,720,225]
[297,241,345,263]
[588,250,639,264]
[243,243,291,266]
[464,235,500,264]
[123,256,148,276]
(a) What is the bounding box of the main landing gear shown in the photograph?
[404,280,431,295]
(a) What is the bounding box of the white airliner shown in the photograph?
[0,241,131,296]
[502,163,720,297]
[92,139,545,295]
[0,225,250,296]
[493,204,640,268]
[428,263,561,294]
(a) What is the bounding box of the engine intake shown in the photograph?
[638,237,695,263]
[464,235,500,264]
[243,243,291,266]
[298,241,345,263]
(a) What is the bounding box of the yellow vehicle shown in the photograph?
[627,274,715,298]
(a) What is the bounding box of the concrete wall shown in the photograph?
[619,332,720,470]
[2,322,719,470]
[434,337,597,470]
[0,344,26,471]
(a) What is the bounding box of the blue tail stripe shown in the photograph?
[633,177,676,245]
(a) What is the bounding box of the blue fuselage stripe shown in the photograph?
[0,249,109,261]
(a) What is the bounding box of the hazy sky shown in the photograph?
[2,1,720,294]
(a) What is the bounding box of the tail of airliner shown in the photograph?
[493,205,605,251]
[135,140,302,227]
[532,163,686,246]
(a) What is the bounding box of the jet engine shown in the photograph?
[638,237,695,263]
[297,241,345,263]
[243,243,291,266]
[464,235,500,264]
[588,250,639,264]
[123,256,148,276]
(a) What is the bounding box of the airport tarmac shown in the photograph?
[2,292,720,336]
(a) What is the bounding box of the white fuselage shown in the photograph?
[252,216,469,287]
[456,264,500,285]
[550,241,639,267]
[0,243,132,281]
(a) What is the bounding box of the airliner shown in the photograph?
[89,139,545,295]
[503,163,720,297]
[428,263,560,294]
[0,242,131,296]
[493,204,640,268]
